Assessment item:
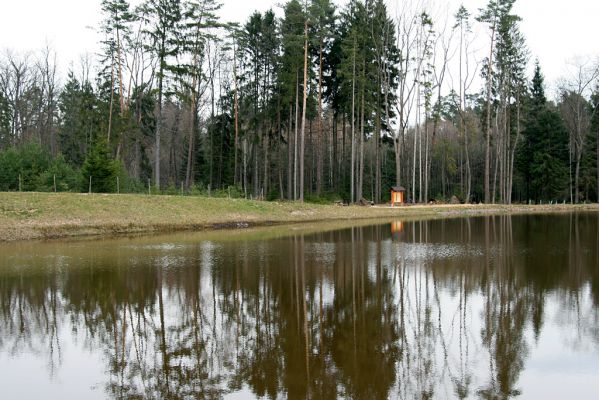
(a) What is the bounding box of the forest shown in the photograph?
[1,0,598,204]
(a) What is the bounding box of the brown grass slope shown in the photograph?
[1,192,598,241]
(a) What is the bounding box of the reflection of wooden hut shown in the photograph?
[391,186,406,206]
[391,221,404,240]
[392,221,404,233]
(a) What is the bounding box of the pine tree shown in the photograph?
[455,4,473,202]
[477,0,512,203]
[100,0,133,114]
[309,0,335,196]
[280,0,306,200]
[591,86,599,200]
[518,63,568,201]
[370,0,399,202]
[58,71,100,167]
[143,0,182,189]
[81,138,119,193]
[517,61,543,200]
[0,92,10,149]
[179,0,223,189]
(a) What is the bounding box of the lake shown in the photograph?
[1,213,598,399]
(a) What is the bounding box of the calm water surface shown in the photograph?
[1,214,599,399]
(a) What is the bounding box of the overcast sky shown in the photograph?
[1,0,597,97]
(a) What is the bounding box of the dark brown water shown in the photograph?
[1,213,599,399]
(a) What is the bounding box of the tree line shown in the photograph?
[1,0,598,203]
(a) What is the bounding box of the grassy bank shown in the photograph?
[1,192,598,242]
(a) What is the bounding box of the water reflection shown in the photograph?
[1,213,599,399]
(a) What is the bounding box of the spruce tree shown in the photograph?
[143,0,182,189]
[591,86,599,200]
[280,0,306,200]
[58,71,101,167]
[179,0,224,188]
[81,138,119,193]
[518,63,569,201]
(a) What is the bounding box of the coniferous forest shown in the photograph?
[1,0,598,204]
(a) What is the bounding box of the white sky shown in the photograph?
[1,0,598,97]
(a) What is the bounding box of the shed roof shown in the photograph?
[391,186,406,192]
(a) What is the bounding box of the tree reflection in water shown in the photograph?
[0,213,598,399]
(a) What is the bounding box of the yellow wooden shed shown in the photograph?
[391,186,406,206]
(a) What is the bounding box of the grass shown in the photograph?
[1,191,598,242]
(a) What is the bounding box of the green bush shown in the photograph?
[305,192,343,205]
[0,143,51,191]
[212,185,245,198]
[0,147,20,190]
[36,154,82,192]
[19,143,51,190]
[80,138,119,193]
[114,161,145,194]
[187,184,244,198]
[164,181,181,195]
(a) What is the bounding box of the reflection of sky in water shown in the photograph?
[2,317,105,400]
[1,214,598,399]
[394,242,485,261]
[520,286,599,398]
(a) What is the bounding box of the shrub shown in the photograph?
[0,143,51,191]
[80,138,119,193]
[36,154,81,192]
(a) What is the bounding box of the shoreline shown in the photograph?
[1,192,598,242]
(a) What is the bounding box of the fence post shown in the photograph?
[89,176,92,194]
[208,184,211,197]
[148,179,151,195]
[228,186,231,199]
[117,176,120,194]
[18,174,22,192]
[53,174,57,193]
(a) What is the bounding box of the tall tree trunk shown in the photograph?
[333,113,338,190]
[375,96,381,204]
[418,109,422,203]
[394,138,401,186]
[484,25,496,204]
[316,42,324,196]
[342,114,346,193]
[299,21,308,202]
[243,138,248,198]
[288,104,293,200]
[263,120,269,198]
[108,52,115,143]
[424,118,429,202]
[465,126,471,202]
[350,40,356,204]
[569,145,573,203]
[185,93,196,189]
[596,128,599,201]
[492,111,499,203]
[358,85,364,202]
[233,46,240,187]
[253,141,259,197]
[116,26,125,114]
[508,99,521,205]
[413,83,420,203]
[155,38,166,190]
[458,21,467,201]
[294,73,299,200]
[185,48,200,189]
[575,155,581,203]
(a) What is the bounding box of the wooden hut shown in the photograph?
[390,186,406,206]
